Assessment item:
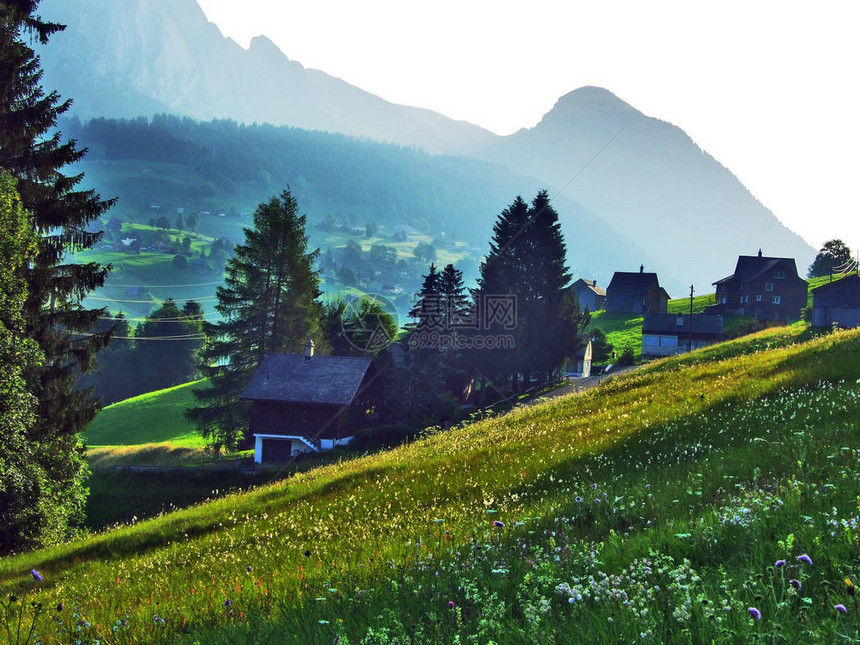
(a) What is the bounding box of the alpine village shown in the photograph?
[1,2,860,643]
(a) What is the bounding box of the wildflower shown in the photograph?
[835,604,848,614]
[847,578,855,596]
[575,496,583,503]
[774,560,786,568]
[56,602,63,612]
[789,579,802,590]
[448,601,455,608]
[493,520,505,528]
[246,565,252,573]
[748,607,762,620]
[797,554,813,565]
[30,569,42,582]
[224,599,232,607]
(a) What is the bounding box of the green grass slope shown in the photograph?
[84,380,206,447]
[3,326,860,643]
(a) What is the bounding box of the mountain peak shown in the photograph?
[548,86,641,120]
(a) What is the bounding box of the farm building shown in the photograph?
[641,313,723,357]
[605,266,669,314]
[565,339,593,377]
[572,278,606,312]
[811,274,860,328]
[241,341,372,464]
[706,250,807,321]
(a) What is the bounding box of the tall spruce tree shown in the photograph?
[0,2,114,546]
[407,263,443,331]
[472,196,531,388]
[439,263,471,331]
[521,190,588,379]
[187,190,324,451]
[472,192,588,391]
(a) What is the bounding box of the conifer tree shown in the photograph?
[521,190,589,379]
[187,190,324,451]
[439,263,471,331]
[472,196,530,387]
[0,2,114,545]
[407,263,443,331]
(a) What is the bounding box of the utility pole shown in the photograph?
[688,285,694,353]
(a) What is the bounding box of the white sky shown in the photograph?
[196,0,859,254]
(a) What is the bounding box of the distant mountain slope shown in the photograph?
[37,0,495,155]
[475,87,814,290]
[37,1,813,292]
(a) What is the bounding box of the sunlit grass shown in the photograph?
[2,326,859,643]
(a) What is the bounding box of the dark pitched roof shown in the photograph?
[713,255,799,285]
[241,353,372,406]
[812,274,860,304]
[607,271,660,294]
[642,313,724,337]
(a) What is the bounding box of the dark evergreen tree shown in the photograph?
[472,196,530,390]
[187,189,325,451]
[0,2,114,546]
[808,239,855,278]
[407,263,443,331]
[520,190,589,380]
[75,312,137,405]
[439,263,471,331]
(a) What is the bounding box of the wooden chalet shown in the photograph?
[706,250,807,321]
[572,278,606,312]
[605,266,669,314]
[241,341,372,464]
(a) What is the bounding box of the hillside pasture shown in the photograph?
[2,326,859,642]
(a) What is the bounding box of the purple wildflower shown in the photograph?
[224,599,232,607]
[797,554,813,565]
[592,483,598,490]
[30,569,42,582]
[575,496,583,503]
[246,565,252,573]
[836,604,848,614]
[774,559,786,568]
[748,607,762,620]
[789,579,802,590]
[448,601,455,608]
[492,520,505,528]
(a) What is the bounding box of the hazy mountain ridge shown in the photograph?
[475,87,814,290]
[38,0,495,155]
[36,1,813,293]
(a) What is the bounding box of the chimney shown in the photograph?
[304,339,315,361]
[592,279,597,287]
[758,249,762,258]
[639,264,644,273]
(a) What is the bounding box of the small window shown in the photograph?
[774,270,785,279]
[773,295,781,304]
[766,282,774,292]
[676,316,684,327]
[756,295,762,302]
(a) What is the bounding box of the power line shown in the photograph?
[75,332,206,341]
[99,280,224,288]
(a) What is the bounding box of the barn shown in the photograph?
[241,341,372,464]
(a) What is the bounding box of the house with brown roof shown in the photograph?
[641,313,724,357]
[572,278,606,311]
[706,250,807,321]
[241,340,372,464]
[811,274,860,328]
[605,266,669,314]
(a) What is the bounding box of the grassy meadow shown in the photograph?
[1,324,859,642]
